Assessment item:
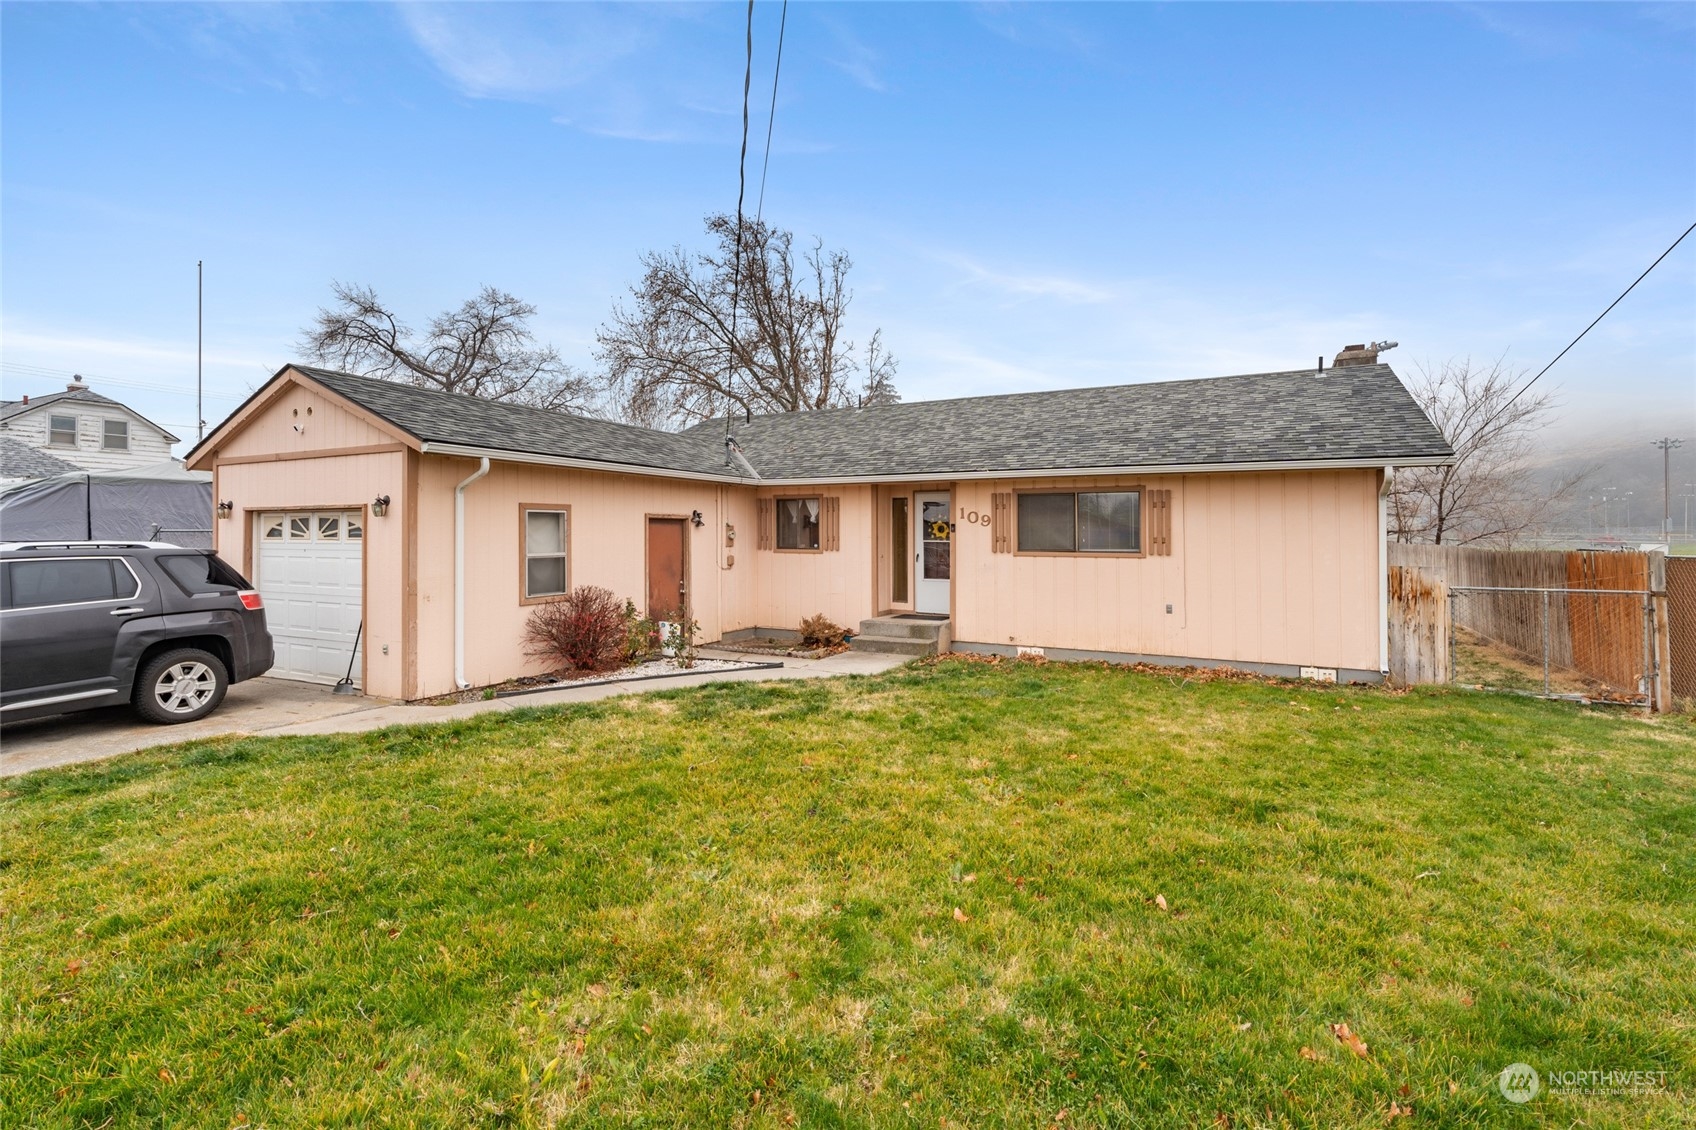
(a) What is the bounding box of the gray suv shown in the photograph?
[0,542,274,724]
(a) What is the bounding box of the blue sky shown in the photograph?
[3,1,1692,453]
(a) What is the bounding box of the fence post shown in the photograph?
[1448,590,1457,686]
[1542,588,1551,697]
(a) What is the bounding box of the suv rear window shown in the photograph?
[159,553,251,595]
[3,558,138,609]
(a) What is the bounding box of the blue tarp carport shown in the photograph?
[0,461,213,547]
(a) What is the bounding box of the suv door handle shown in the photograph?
[110,606,146,616]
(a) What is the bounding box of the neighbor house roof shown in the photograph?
[0,436,82,481]
[0,386,180,443]
[201,362,1452,483]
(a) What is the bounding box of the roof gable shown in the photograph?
[0,387,180,443]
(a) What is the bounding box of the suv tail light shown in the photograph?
[238,590,264,610]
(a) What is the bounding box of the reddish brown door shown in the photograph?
[646,518,687,622]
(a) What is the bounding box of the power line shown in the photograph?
[755,0,789,222]
[1495,219,1696,420]
[725,0,756,424]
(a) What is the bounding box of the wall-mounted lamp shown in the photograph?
[216,500,234,520]
[691,509,705,527]
[373,494,391,517]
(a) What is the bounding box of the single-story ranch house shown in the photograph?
[186,358,1452,699]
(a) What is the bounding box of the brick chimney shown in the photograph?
[67,374,87,392]
[1332,341,1398,368]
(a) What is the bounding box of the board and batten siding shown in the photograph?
[951,469,1382,674]
[414,455,761,699]
[1,402,175,473]
[748,484,878,633]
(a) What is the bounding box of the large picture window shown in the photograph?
[523,508,569,599]
[1017,491,1141,554]
[775,497,821,551]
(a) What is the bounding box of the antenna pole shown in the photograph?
[196,260,204,443]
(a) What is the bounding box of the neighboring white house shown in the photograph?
[0,376,177,477]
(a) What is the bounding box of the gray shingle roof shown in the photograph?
[0,386,180,442]
[296,367,725,477]
[700,364,1453,479]
[288,363,1450,483]
[0,436,82,481]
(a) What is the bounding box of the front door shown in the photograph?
[646,517,687,623]
[914,492,951,615]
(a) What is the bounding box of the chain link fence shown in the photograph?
[1449,585,1654,706]
[1667,557,1696,710]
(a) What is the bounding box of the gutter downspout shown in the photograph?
[454,457,490,690]
[1379,465,1393,678]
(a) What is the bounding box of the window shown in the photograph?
[775,497,821,551]
[3,558,138,609]
[159,553,250,596]
[1017,491,1141,554]
[102,420,129,450]
[890,497,909,603]
[524,509,569,599]
[49,415,76,446]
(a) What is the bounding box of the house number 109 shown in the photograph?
[957,506,993,527]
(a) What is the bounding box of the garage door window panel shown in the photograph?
[523,508,570,601]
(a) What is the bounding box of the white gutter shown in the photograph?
[1379,465,1393,676]
[454,456,490,690]
[419,440,1452,487]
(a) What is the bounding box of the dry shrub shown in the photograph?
[524,585,629,674]
[799,614,848,649]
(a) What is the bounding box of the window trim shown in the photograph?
[1012,487,1147,558]
[773,495,824,553]
[48,414,78,447]
[518,503,572,604]
[1,555,143,613]
[101,419,130,451]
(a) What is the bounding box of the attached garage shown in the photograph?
[254,510,364,686]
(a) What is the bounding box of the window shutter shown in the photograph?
[757,498,773,550]
[1148,489,1173,556]
[822,496,841,551]
[991,493,1012,553]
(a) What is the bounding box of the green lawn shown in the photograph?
[4,659,1693,1128]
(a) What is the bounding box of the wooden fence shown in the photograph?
[1386,543,1666,709]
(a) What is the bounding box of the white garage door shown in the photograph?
[256,511,363,686]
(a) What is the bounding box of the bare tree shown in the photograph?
[595,214,899,428]
[301,283,593,412]
[1389,356,1585,545]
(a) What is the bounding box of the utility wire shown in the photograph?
[755,0,789,222]
[1494,219,1696,420]
[726,0,756,425]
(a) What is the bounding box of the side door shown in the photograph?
[0,556,160,712]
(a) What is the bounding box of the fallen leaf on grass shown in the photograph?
[387,926,405,939]
[1299,1046,1324,1062]
[1235,1022,1252,1032]
[1387,1100,1413,1119]
[1448,1081,1459,1094]
[952,907,970,923]
[1330,1022,1370,1059]
[576,1073,592,1096]
[157,1068,175,1082]
[1154,894,1169,912]
[587,983,607,998]
[63,958,83,976]
[1459,994,1474,1007]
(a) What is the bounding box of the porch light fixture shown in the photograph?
[373,495,391,517]
[691,509,705,527]
[216,500,234,520]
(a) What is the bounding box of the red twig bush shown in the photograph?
[523,585,629,674]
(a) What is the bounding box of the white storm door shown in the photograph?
[914,492,952,615]
[255,511,364,685]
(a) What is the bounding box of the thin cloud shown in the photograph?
[934,252,1116,305]
[819,17,887,93]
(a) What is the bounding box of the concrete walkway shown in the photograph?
[0,649,907,778]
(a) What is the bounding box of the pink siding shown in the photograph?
[748,485,878,632]
[217,383,397,458]
[952,470,1382,673]
[214,450,409,698]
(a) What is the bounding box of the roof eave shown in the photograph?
[415,441,1453,485]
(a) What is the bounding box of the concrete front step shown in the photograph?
[850,616,952,657]
[857,615,950,640]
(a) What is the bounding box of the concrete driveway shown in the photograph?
[0,650,906,777]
